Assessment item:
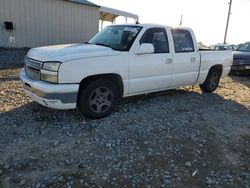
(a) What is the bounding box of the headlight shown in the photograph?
[40,73,58,83]
[42,62,61,72]
[40,61,61,83]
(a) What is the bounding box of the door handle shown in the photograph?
[165,59,173,64]
[190,58,196,62]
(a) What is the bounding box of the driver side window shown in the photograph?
[140,28,169,53]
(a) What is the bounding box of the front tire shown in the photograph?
[199,68,221,93]
[78,79,119,119]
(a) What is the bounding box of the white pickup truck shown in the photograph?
[20,24,233,119]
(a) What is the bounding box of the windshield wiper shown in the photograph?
[94,43,112,48]
[94,43,120,51]
[84,42,91,44]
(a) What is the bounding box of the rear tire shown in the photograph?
[199,68,221,93]
[78,79,119,119]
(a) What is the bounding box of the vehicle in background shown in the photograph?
[210,44,237,51]
[19,24,233,119]
[231,42,250,74]
[231,45,238,50]
[198,43,210,50]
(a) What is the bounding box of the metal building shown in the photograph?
[0,0,100,48]
[0,0,138,48]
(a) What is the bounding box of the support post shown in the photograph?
[179,14,183,26]
[224,0,232,44]
[101,20,104,30]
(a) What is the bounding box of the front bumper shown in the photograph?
[19,68,79,109]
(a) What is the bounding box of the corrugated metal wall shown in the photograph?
[0,0,99,47]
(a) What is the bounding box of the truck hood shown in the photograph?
[27,44,120,62]
[233,50,250,60]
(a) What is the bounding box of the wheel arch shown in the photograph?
[199,64,223,93]
[209,64,223,76]
[77,73,124,104]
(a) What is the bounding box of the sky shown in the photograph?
[91,0,250,46]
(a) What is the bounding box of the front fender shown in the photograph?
[58,54,130,95]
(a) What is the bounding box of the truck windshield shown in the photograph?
[88,26,142,51]
[236,42,250,52]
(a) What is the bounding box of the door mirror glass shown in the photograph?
[136,43,154,54]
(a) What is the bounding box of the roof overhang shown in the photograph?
[99,6,139,22]
[66,0,100,8]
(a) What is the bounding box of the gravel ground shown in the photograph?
[0,67,250,188]
[0,48,29,69]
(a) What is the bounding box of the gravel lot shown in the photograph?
[0,63,250,187]
[0,48,29,69]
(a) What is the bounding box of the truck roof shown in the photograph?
[108,23,190,31]
[107,23,167,27]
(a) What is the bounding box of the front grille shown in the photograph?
[25,57,42,80]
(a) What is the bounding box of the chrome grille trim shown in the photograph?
[25,57,43,80]
[25,57,42,70]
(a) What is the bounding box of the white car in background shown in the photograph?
[210,44,237,51]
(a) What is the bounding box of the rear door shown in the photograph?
[171,29,200,87]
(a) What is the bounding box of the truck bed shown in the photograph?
[197,50,233,84]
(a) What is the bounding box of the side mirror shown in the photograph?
[135,43,154,54]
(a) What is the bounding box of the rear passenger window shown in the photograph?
[171,29,195,53]
[140,28,169,53]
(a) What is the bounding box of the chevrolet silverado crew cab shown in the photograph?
[20,24,233,119]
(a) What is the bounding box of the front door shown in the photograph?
[129,27,173,95]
